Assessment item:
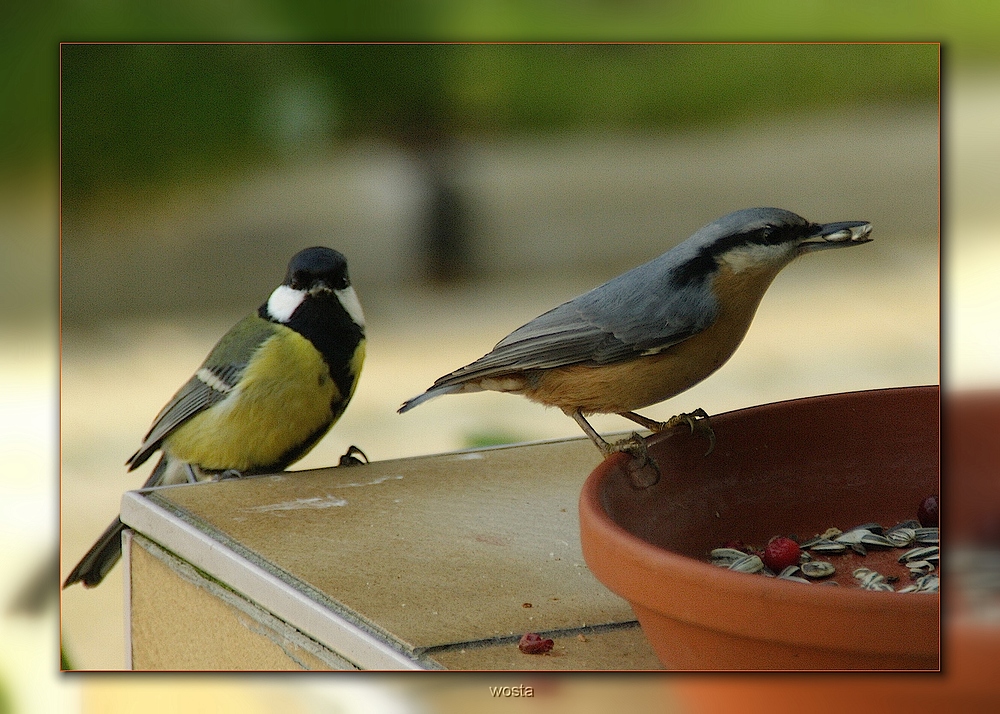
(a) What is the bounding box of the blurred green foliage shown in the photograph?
[9,0,1000,186]
[462,429,532,450]
[60,43,937,205]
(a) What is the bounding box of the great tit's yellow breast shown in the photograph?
[524,261,786,415]
[344,338,366,405]
[165,326,338,472]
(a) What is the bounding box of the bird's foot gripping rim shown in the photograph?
[607,433,660,488]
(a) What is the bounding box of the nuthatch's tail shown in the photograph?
[398,384,462,414]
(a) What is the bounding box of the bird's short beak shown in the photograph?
[308,280,333,295]
[799,220,873,253]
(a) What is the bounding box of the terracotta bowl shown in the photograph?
[579,386,940,670]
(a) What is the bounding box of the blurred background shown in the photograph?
[59,41,941,670]
[2,1,999,713]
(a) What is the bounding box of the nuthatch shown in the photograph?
[399,207,872,456]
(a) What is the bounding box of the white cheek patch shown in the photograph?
[335,286,365,327]
[267,284,306,323]
[721,243,795,273]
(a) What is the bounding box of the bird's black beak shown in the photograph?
[307,280,335,296]
[799,220,873,253]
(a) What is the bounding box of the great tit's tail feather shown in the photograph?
[64,457,169,589]
[62,517,126,589]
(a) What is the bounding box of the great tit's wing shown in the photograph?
[429,263,719,386]
[126,315,276,471]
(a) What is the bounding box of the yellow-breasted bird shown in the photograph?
[399,208,871,456]
[63,247,366,588]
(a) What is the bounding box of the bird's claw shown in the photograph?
[619,408,715,456]
[215,469,244,481]
[662,408,715,456]
[339,445,369,467]
[608,433,660,488]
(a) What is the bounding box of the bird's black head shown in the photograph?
[284,247,351,292]
[264,247,364,330]
[262,247,366,399]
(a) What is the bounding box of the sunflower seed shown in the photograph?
[853,567,894,591]
[887,527,917,547]
[899,574,939,593]
[778,565,801,578]
[899,545,939,563]
[728,554,764,574]
[801,561,836,579]
[859,532,896,548]
[906,560,936,577]
[914,527,939,545]
[809,539,848,554]
[835,529,871,545]
[710,547,750,566]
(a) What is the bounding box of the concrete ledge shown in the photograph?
[121,437,664,670]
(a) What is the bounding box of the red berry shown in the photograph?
[518,632,554,654]
[761,536,801,572]
[918,495,939,527]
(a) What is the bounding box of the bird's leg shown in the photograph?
[620,408,716,456]
[571,409,613,454]
[571,409,650,460]
[339,445,369,467]
[571,410,660,487]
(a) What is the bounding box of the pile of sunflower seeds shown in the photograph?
[710,520,939,593]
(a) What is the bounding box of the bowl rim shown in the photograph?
[579,387,940,654]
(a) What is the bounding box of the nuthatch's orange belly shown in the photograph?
[477,260,783,415]
[522,319,747,414]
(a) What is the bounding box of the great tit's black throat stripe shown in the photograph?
[267,420,336,472]
[264,293,365,401]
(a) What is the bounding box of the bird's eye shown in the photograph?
[290,270,310,290]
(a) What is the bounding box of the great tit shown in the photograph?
[399,208,872,457]
[63,247,366,588]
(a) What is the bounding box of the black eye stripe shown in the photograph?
[668,221,818,288]
[716,222,818,251]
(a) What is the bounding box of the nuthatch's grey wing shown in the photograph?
[425,256,720,388]
[126,314,275,471]
[570,254,721,357]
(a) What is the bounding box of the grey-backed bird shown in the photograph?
[399,207,871,455]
